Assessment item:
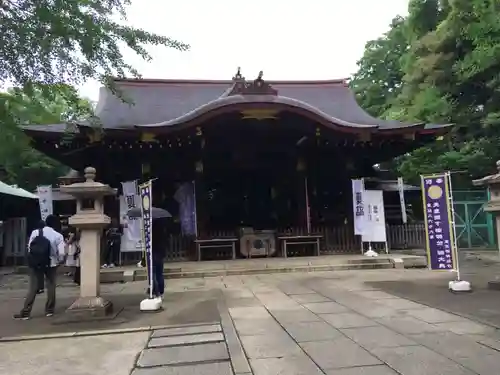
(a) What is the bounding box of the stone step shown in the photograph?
[131,261,394,280]
[133,323,233,374]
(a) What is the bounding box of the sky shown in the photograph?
[79,0,410,101]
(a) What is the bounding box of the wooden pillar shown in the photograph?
[194,160,205,236]
[296,158,308,231]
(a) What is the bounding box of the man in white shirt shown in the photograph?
[14,215,65,320]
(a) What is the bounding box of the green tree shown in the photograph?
[391,0,500,184]
[0,0,188,188]
[0,85,94,189]
[350,16,408,118]
[0,0,189,127]
[352,0,500,185]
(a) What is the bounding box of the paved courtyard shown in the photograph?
[2,256,500,374]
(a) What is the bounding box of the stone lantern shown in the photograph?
[473,160,500,289]
[58,169,84,186]
[473,161,500,245]
[60,166,116,318]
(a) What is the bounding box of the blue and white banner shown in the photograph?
[421,173,457,271]
[139,180,154,298]
[351,179,365,235]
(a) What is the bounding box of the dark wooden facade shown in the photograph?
[22,70,452,255]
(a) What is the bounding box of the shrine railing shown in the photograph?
[2,223,428,267]
[118,223,427,263]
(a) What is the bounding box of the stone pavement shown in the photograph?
[0,331,150,375]
[2,262,500,374]
[366,252,500,327]
[132,323,235,375]
[0,273,221,338]
[225,272,500,375]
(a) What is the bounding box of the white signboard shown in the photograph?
[362,190,387,243]
[397,177,408,224]
[351,179,365,235]
[120,180,142,252]
[119,195,143,252]
[37,185,53,221]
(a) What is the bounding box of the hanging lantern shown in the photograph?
[271,187,277,199]
[296,158,306,172]
[142,163,151,175]
[141,132,157,143]
[86,128,103,143]
[195,161,204,173]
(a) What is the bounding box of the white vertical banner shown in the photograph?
[352,179,365,235]
[397,177,408,224]
[362,190,387,243]
[139,180,154,299]
[121,180,142,252]
[37,185,53,221]
[119,195,142,252]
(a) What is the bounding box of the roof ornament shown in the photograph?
[254,71,264,87]
[226,69,278,96]
[233,67,244,81]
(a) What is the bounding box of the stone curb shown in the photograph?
[217,300,252,375]
[130,262,396,281]
[0,321,221,343]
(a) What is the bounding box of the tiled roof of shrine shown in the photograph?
[22,69,452,134]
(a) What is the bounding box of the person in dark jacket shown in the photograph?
[14,215,64,320]
[151,221,167,298]
[102,218,123,268]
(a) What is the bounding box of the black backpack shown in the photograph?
[28,229,51,269]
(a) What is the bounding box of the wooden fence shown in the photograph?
[0,217,28,266]
[120,223,427,263]
[5,222,427,266]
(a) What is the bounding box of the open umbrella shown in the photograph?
[127,207,172,219]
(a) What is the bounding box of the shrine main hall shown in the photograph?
[22,69,450,259]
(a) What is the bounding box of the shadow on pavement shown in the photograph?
[0,289,221,338]
[367,275,500,328]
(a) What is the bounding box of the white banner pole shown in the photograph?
[446,172,461,281]
[397,177,407,224]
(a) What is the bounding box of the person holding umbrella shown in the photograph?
[150,220,167,298]
[127,206,172,269]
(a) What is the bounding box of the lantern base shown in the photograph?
[449,280,472,293]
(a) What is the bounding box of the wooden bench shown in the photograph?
[195,238,238,261]
[277,235,323,258]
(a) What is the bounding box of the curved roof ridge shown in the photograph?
[134,94,382,129]
[113,78,348,86]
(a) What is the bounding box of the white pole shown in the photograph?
[447,172,461,281]
[148,180,154,299]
